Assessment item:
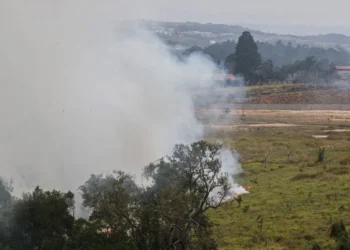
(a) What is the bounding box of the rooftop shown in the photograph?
[213,74,235,81]
[335,66,350,70]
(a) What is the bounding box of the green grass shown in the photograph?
[206,125,350,250]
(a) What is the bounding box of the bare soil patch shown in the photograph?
[208,123,300,131]
[312,135,329,139]
[323,129,350,132]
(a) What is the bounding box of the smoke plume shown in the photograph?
[0,1,244,206]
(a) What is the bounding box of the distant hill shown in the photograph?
[141,20,350,51]
[177,39,349,68]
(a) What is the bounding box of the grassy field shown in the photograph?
[203,106,350,249]
[193,83,350,107]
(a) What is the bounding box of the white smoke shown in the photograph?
[220,149,248,197]
[0,1,245,207]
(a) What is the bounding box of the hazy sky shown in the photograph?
[136,0,347,26]
[118,0,350,34]
[2,1,348,35]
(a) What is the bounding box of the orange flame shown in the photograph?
[244,185,252,189]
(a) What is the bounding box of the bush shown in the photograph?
[329,221,350,250]
[318,148,325,163]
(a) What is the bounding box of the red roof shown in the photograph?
[213,74,235,81]
[335,66,350,70]
[226,74,235,80]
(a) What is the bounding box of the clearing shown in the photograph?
[200,84,350,249]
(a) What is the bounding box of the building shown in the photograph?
[335,66,350,83]
[213,74,236,86]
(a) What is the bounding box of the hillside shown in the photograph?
[242,84,350,105]
[193,84,350,110]
[245,89,350,105]
[178,40,349,67]
[141,20,350,51]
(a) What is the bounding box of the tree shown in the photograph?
[80,141,231,250]
[0,141,231,249]
[10,186,75,249]
[256,59,274,82]
[224,53,236,74]
[0,178,12,207]
[0,178,14,249]
[234,31,261,83]
[79,171,141,249]
[65,218,134,250]
[203,40,236,63]
[144,140,230,249]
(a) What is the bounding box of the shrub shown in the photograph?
[318,148,325,163]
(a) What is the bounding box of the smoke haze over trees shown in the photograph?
[180,31,347,84]
[0,141,240,250]
[182,39,349,67]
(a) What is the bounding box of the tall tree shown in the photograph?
[234,31,262,83]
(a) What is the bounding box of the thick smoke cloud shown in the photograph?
[0,1,243,205]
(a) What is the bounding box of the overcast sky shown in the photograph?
[138,0,345,25]
[1,0,349,36]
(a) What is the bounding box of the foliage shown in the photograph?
[329,221,350,250]
[181,34,346,85]
[318,148,326,163]
[10,186,75,249]
[203,40,237,64]
[78,141,229,250]
[0,140,229,250]
[0,178,14,250]
[257,41,349,67]
[233,31,262,84]
[0,178,13,205]
[182,39,349,69]
[144,141,231,248]
[274,56,337,83]
[65,218,135,250]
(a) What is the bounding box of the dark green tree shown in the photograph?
[234,31,261,83]
[10,186,75,250]
[0,178,14,249]
[65,218,134,250]
[256,59,274,82]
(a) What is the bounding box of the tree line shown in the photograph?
[179,32,349,85]
[0,141,234,250]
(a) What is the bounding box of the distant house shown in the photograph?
[335,66,350,83]
[213,74,236,86]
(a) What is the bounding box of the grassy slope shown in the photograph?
[243,83,350,105]
[245,89,350,104]
[201,83,350,105]
[205,110,350,249]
